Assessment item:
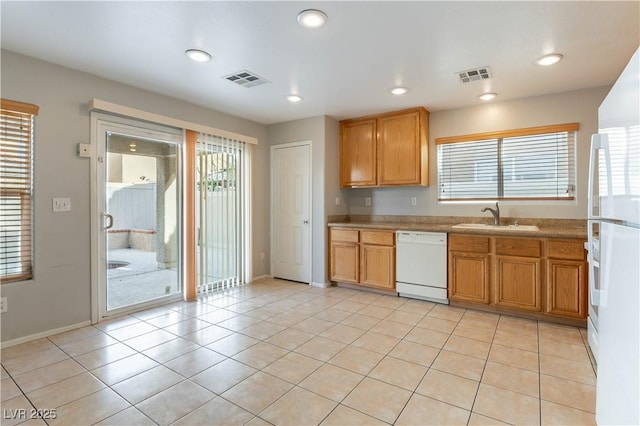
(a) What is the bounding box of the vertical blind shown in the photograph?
[196,132,247,294]
[437,123,579,201]
[0,100,39,282]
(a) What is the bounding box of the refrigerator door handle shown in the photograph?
[588,134,601,219]
[588,133,613,220]
[587,222,601,306]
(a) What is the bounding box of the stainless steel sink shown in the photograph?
[451,223,539,231]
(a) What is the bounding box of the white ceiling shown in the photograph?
[1,1,638,125]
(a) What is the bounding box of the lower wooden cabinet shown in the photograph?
[330,228,395,290]
[493,237,542,312]
[330,241,359,284]
[546,260,586,318]
[361,244,395,289]
[448,235,490,303]
[494,255,542,312]
[546,240,588,319]
[448,233,587,322]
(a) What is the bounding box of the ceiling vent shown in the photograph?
[223,70,270,88]
[456,66,492,83]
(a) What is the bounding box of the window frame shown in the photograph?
[436,123,579,202]
[1,99,39,283]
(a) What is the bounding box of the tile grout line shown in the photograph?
[537,319,543,426]
[389,303,464,425]
[252,291,401,424]
[246,294,426,426]
[465,312,499,425]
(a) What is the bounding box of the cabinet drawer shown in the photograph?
[331,228,359,243]
[496,237,541,257]
[361,230,395,246]
[547,240,586,260]
[449,234,490,253]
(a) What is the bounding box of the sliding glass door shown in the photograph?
[95,116,183,318]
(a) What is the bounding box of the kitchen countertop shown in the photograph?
[328,216,587,239]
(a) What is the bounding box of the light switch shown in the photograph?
[53,197,71,212]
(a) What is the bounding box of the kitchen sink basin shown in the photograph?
[452,223,540,231]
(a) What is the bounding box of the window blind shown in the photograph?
[196,132,247,294]
[1,99,39,282]
[437,123,578,201]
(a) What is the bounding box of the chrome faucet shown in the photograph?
[481,202,500,226]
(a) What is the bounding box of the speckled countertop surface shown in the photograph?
[328,215,587,239]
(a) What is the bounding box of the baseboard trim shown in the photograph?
[1,320,92,349]
[311,281,331,288]
[251,274,271,282]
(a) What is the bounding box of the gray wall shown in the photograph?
[267,116,347,286]
[0,50,269,342]
[348,86,609,220]
[324,117,349,216]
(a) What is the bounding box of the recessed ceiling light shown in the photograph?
[390,86,409,95]
[185,49,212,62]
[297,9,327,28]
[286,94,303,103]
[535,53,563,66]
[478,92,497,101]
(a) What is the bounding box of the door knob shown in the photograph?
[303,220,309,224]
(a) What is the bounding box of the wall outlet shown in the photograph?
[411,197,417,206]
[365,197,371,206]
[260,252,265,261]
[335,197,341,206]
[0,297,7,313]
[53,197,71,212]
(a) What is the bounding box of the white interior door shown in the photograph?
[271,142,311,283]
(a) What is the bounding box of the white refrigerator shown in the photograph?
[587,47,640,425]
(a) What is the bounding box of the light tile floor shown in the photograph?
[1,278,597,425]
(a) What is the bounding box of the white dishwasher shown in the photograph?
[396,231,448,304]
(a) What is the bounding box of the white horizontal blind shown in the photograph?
[196,132,246,294]
[502,131,575,198]
[438,139,498,199]
[0,100,38,282]
[438,124,577,201]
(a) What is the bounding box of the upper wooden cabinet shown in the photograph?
[340,107,429,188]
[340,119,377,187]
